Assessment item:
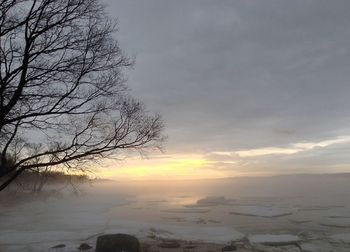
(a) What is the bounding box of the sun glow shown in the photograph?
[99,136,350,180]
[100,154,226,180]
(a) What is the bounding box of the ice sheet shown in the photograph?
[230,206,294,217]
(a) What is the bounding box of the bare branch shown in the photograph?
[0,0,164,190]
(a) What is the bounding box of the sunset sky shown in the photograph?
[101,0,350,180]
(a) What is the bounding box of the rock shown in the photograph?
[141,243,152,252]
[157,240,181,248]
[78,243,93,250]
[96,234,140,252]
[222,244,237,251]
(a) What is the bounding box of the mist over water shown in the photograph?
[1,174,350,251]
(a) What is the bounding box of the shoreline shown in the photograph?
[2,175,350,251]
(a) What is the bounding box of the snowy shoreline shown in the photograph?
[2,176,350,251]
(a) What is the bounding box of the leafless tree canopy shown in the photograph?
[0,0,164,190]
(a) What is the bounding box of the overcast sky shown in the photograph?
[103,0,350,178]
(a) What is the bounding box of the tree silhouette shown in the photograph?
[0,0,164,190]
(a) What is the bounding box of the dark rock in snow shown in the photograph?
[96,234,140,252]
[78,243,93,250]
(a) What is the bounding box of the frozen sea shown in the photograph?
[1,174,350,251]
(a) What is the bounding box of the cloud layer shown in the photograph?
[104,0,350,176]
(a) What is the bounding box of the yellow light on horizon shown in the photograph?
[99,154,227,180]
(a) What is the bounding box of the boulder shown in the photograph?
[96,234,140,252]
[78,243,93,251]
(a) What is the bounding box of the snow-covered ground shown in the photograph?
[1,174,350,251]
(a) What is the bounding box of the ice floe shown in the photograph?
[105,220,245,243]
[162,216,209,224]
[161,208,210,213]
[184,196,235,207]
[298,205,344,211]
[248,234,301,246]
[196,196,234,206]
[327,215,350,219]
[142,225,245,243]
[300,241,340,252]
[319,219,350,228]
[329,233,350,243]
[252,244,300,252]
[230,206,294,217]
[288,218,312,224]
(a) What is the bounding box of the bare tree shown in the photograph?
[0,0,164,191]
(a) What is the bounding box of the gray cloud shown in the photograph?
[104,0,350,173]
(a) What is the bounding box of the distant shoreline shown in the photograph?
[105,172,350,183]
